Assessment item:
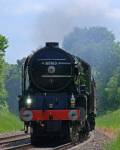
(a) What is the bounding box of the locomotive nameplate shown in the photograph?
[40,61,71,65]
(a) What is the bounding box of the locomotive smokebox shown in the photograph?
[46,42,59,48]
[28,42,75,92]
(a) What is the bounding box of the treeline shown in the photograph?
[0,34,24,113]
[1,27,120,114]
[0,35,8,109]
[5,59,25,113]
[63,27,120,113]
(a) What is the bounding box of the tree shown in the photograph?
[0,35,8,108]
[5,58,26,113]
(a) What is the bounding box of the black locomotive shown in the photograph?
[19,42,96,145]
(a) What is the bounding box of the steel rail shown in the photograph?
[53,131,94,150]
[4,143,31,150]
[0,136,30,145]
[0,132,28,142]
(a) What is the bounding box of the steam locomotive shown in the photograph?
[19,42,96,145]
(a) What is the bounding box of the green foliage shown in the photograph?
[5,58,25,113]
[0,35,8,54]
[105,71,120,108]
[0,35,23,131]
[0,35,8,108]
[5,63,21,113]
[0,108,23,132]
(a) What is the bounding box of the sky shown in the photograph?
[1,0,120,63]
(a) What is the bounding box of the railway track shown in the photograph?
[54,132,94,150]
[0,132,30,150]
[0,133,30,145]
[0,131,94,150]
[0,132,29,142]
[3,143,31,150]
[5,142,73,150]
[53,142,73,150]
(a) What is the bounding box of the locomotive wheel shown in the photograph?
[70,122,79,144]
[79,120,90,139]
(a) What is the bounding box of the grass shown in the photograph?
[96,109,120,150]
[0,108,23,133]
[105,135,120,150]
[96,109,120,130]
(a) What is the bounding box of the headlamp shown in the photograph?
[26,96,32,105]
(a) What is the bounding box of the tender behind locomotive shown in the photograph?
[19,42,96,145]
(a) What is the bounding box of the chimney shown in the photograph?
[46,42,59,48]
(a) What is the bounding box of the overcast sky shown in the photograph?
[1,0,120,63]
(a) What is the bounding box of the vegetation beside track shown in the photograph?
[96,109,120,150]
[105,135,120,150]
[0,108,23,133]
